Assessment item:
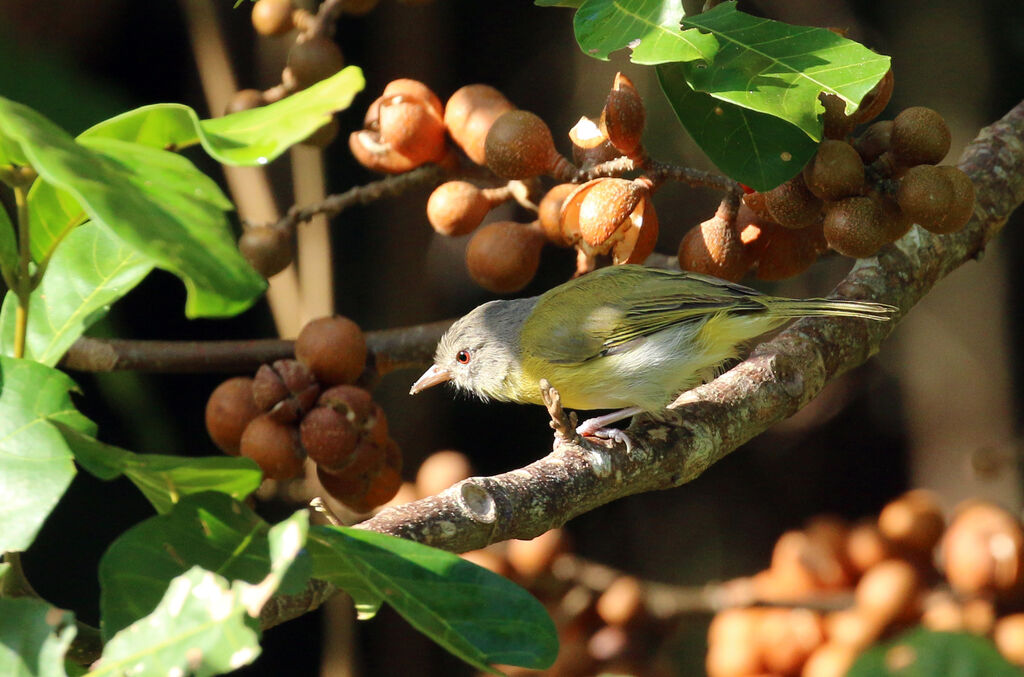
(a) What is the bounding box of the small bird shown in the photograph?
[410,265,895,445]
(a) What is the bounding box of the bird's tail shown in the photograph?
[761,298,897,322]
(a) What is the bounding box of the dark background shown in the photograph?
[2,1,1022,674]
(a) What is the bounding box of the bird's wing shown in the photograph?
[527,267,768,364]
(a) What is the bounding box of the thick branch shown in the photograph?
[260,100,1024,629]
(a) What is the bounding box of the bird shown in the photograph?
[410,264,896,446]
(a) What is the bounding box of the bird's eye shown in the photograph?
[456,350,471,364]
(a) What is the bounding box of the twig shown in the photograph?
[258,99,1024,630]
[59,320,452,375]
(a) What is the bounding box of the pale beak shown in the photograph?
[409,364,452,395]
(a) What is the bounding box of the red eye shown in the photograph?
[456,350,471,364]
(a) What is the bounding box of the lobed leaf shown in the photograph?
[0,357,94,552]
[309,525,559,674]
[657,63,816,190]
[56,423,262,515]
[0,598,75,677]
[679,2,891,140]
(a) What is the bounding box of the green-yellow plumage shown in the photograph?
[410,265,895,432]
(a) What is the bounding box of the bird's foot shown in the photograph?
[576,416,637,454]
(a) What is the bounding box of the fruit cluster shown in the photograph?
[349,74,656,293]
[682,72,976,282]
[706,491,1024,676]
[204,316,402,512]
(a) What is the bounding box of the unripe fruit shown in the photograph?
[206,377,261,455]
[803,139,865,201]
[877,489,945,557]
[239,225,293,278]
[239,415,305,480]
[600,72,645,156]
[678,206,750,282]
[764,175,823,229]
[855,559,920,626]
[251,0,294,36]
[426,181,493,236]
[252,359,320,423]
[890,106,951,166]
[942,500,1024,599]
[286,36,344,89]
[225,89,266,116]
[537,184,577,247]
[484,110,574,180]
[933,166,975,233]
[295,316,367,386]
[465,221,544,293]
[415,449,473,497]
[897,165,954,231]
[823,196,888,258]
[854,120,893,163]
[444,84,515,165]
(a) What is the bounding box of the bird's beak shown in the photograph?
[409,365,452,395]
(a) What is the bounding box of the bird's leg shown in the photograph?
[576,407,645,452]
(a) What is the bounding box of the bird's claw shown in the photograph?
[576,421,634,454]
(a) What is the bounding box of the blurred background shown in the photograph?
[2,0,1023,674]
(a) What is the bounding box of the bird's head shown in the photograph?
[410,297,535,402]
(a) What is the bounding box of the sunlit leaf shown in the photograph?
[0,357,94,552]
[848,627,1019,676]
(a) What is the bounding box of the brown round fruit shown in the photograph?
[678,209,750,282]
[852,68,894,126]
[890,106,951,167]
[426,181,491,236]
[416,450,473,497]
[854,559,920,626]
[538,183,577,247]
[484,110,570,180]
[846,522,893,574]
[300,404,359,470]
[764,175,823,229]
[286,36,344,89]
[206,377,261,455]
[295,316,367,385]
[803,139,865,202]
[994,614,1024,666]
[251,0,294,35]
[465,221,544,293]
[600,72,645,156]
[239,414,305,480]
[252,359,319,423]
[378,96,446,165]
[823,196,888,258]
[239,226,293,278]
[596,576,645,627]
[896,165,954,231]
[877,489,945,557]
[507,528,566,579]
[853,120,893,163]
[932,166,975,233]
[753,221,827,281]
[444,84,515,165]
[942,500,1024,598]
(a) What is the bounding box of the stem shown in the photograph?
[30,211,86,290]
[12,183,31,360]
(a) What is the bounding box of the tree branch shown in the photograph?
[259,100,1024,630]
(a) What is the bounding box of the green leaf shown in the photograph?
[0,223,152,365]
[55,423,262,514]
[0,357,94,552]
[25,180,87,263]
[0,97,265,318]
[680,2,891,140]
[98,493,310,639]
[309,526,559,673]
[848,627,1020,676]
[657,63,815,190]
[89,567,261,677]
[567,0,719,65]
[534,0,586,8]
[90,511,308,677]
[0,598,75,677]
[85,66,365,165]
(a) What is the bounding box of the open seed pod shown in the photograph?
[560,177,658,265]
